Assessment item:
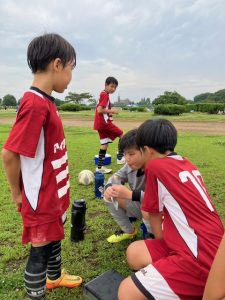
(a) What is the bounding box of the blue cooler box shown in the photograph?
[94,154,111,165]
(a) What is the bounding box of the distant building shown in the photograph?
[113,95,132,105]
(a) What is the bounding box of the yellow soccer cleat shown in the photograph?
[107,228,137,243]
[46,269,82,289]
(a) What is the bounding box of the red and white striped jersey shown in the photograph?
[4,87,70,226]
[93,90,112,130]
[142,154,224,271]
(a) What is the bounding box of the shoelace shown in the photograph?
[114,230,125,236]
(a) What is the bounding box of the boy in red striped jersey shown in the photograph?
[93,76,125,174]
[118,119,224,300]
[2,33,82,299]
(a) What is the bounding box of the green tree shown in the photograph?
[152,91,187,105]
[2,94,17,106]
[137,97,151,107]
[194,93,211,103]
[194,89,225,103]
[65,92,94,104]
[207,89,225,103]
[0,98,2,105]
[54,98,64,106]
[88,98,97,106]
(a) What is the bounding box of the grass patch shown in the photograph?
[1,109,225,122]
[0,124,225,299]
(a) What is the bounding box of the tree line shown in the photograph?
[1,88,225,107]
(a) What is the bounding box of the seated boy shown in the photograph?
[104,129,153,243]
[118,119,224,300]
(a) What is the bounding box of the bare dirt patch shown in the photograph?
[62,120,225,135]
[1,117,225,135]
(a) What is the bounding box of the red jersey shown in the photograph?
[4,87,70,227]
[142,154,224,271]
[93,90,113,130]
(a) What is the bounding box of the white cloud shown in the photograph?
[0,0,225,102]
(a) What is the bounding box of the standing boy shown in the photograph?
[118,119,224,300]
[2,33,82,300]
[104,129,153,243]
[93,76,125,174]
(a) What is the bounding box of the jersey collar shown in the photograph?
[30,86,55,103]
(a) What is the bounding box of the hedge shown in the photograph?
[154,104,185,115]
[58,103,92,111]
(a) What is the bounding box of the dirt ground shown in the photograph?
[1,118,225,135]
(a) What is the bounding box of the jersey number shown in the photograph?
[179,170,214,212]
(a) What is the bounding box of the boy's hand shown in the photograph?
[111,108,119,114]
[104,186,114,200]
[105,185,132,200]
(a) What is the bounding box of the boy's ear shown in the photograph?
[143,146,155,158]
[53,58,62,71]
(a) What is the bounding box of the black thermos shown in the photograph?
[70,199,86,243]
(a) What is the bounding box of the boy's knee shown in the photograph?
[118,278,130,300]
[126,240,151,270]
[126,242,140,270]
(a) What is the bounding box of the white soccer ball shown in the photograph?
[78,170,94,186]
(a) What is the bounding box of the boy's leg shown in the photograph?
[118,240,156,300]
[129,239,206,299]
[105,198,153,243]
[97,146,107,169]
[118,277,149,300]
[96,135,112,173]
[105,198,137,243]
[47,241,61,280]
[126,240,153,270]
[103,123,124,164]
[46,241,82,289]
[24,242,52,300]
[117,136,125,164]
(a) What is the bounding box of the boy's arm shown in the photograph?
[104,185,132,200]
[104,165,130,199]
[142,211,163,239]
[97,106,119,115]
[2,148,22,208]
[203,234,225,300]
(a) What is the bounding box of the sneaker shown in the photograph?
[117,156,126,165]
[46,269,82,289]
[107,228,137,243]
[96,166,112,174]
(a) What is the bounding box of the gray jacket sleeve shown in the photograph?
[105,164,130,189]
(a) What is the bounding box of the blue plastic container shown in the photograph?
[94,172,104,199]
[94,154,111,165]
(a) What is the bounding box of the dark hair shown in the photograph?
[27,33,76,73]
[136,119,177,154]
[105,76,118,86]
[119,129,138,152]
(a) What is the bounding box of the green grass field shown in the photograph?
[0,115,225,299]
[1,108,225,122]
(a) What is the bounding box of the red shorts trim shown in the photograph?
[98,122,123,144]
[22,217,65,244]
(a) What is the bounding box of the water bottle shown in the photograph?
[95,172,104,199]
[70,199,86,243]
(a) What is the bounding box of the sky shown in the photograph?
[0,0,225,103]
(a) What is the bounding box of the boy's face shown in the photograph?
[105,83,117,94]
[53,59,75,93]
[124,147,145,170]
